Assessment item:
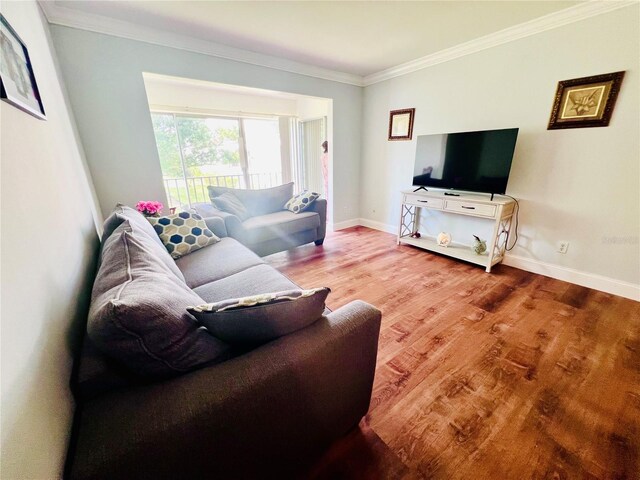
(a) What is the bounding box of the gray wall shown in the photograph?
[0,3,101,478]
[360,6,640,286]
[50,26,363,224]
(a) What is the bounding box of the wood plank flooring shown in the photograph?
[265,227,640,480]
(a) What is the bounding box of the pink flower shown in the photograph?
[136,201,164,216]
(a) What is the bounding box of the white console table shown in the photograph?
[397,190,516,272]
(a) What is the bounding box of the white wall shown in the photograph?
[0,2,101,479]
[144,76,299,116]
[361,6,640,289]
[50,26,363,224]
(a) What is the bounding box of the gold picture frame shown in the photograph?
[388,108,415,140]
[547,71,624,130]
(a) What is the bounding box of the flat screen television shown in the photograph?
[412,128,518,195]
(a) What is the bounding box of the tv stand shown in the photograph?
[397,190,515,272]
[413,186,429,193]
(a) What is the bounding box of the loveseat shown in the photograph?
[65,205,381,479]
[192,182,326,257]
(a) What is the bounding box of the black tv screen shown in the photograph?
[413,128,518,195]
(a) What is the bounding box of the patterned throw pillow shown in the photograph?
[284,190,320,214]
[148,211,220,259]
[188,287,330,345]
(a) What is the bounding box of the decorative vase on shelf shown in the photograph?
[437,232,452,247]
[471,235,487,255]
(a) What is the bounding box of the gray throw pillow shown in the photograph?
[188,287,330,345]
[211,192,251,221]
[88,228,230,377]
[207,182,294,217]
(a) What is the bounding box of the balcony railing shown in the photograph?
[163,172,283,207]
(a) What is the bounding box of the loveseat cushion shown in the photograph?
[88,227,230,377]
[241,210,320,244]
[188,287,330,345]
[193,264,298,303]
[175,237,265,289]
[207,182,293,217]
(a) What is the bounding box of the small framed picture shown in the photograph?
[0,14,46,120]
[547,71,624,130]
[388,108,415,141]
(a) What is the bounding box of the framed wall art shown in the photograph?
[388,108,415,140]
[0,14,46,120]
[547,71,624,130]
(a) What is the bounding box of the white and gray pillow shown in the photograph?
[285,190,320,214]
[188,287,330,345]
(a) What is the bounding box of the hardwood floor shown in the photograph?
[265,227,640,480]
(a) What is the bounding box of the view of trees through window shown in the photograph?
[151,113,282,207]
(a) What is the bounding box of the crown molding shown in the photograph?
[37,1,365,87]
[363,0,638,86]
[39,0,636,89]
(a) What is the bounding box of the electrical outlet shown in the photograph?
[557,241,569,254]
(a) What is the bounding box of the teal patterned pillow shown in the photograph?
[285,190,320,214]
[148,211,220,259]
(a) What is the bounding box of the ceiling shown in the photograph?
[52,1,583,77]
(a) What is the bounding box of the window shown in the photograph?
[151,113,283,208]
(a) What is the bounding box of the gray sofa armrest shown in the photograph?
[203,216,227,238]
[67,300,381,480]
[307,198,327,241]
[191,202,243,240]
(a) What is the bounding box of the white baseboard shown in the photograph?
[332,217,397,234]
[349,217,640,301]
[331,218,361,231]
[502,254,640,302]
[358,218,397,234]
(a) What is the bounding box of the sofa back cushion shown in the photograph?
[208,182,293,217]
[211,192,251,221]
[102,204,164,247]
[88,226,231,377]
[101,204,185,282]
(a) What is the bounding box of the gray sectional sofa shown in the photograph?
[66,205,381,479]
[192,182,326,257]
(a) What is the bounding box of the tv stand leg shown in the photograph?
[413,186,429,193]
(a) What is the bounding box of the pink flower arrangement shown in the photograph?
[136,201,164,217]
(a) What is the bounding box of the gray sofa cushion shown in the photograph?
[241,210,320,244]
[88,227,230,377]
[175,237,265,289]
[189,288,330,345]
[193,264,298,303]
[101,204,165,249]
[211,192,251,221]
[208,182,293,217]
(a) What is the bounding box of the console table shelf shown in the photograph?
[397,190,516,272]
